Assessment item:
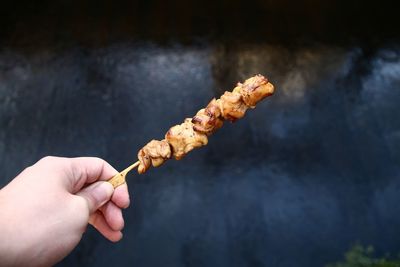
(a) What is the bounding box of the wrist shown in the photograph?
[0,189,19,265]
[0,187,67,267]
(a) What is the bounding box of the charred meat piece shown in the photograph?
[165,118,208,160]
[192,98,224,135]
[134,74,275,174]
[236,74,275,108]
[218,90,248,122]
[138,139,171,174]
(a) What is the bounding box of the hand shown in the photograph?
[0,156,130,267]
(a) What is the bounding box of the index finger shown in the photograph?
[33,156,120,194]
[68,157,118,193]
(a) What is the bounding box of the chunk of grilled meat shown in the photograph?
[218,90,248,122]
[137,139,171,174]
[135,74,275,174]
[192,98,224,135]
[236,74,275,108]
[165,118,208,160]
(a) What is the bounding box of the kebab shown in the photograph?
[108,74,275,187]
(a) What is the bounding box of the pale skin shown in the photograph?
[0,156,130,267]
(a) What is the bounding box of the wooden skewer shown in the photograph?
[107,161,140,188]
[106,75,273,188]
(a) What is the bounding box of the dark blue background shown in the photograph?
[0,1,399,266]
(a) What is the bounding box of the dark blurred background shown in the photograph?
[0,1,399,266]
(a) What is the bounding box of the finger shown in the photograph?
[69,157,118,193]
[112,183,130,209]
[76,181,114,213]
[100,201,124,231]
[89,211,123,242]
[33,157,118,193]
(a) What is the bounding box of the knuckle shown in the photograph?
[94,157,106,164]
[38,155,58,164]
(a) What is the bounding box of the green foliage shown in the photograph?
[326,245,400,267]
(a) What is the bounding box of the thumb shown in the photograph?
[76,181,114,213]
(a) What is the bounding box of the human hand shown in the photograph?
[0,156,130,267]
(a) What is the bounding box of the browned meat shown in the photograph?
[192,98,224,135]
[165,118,208,160]
[134,74,275,174]
[236,74,275,108]
[137,139,171,174]
[218,90,248,121]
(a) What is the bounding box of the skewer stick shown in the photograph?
[107,161,140,188]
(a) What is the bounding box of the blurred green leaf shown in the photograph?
[326,244,400,267]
